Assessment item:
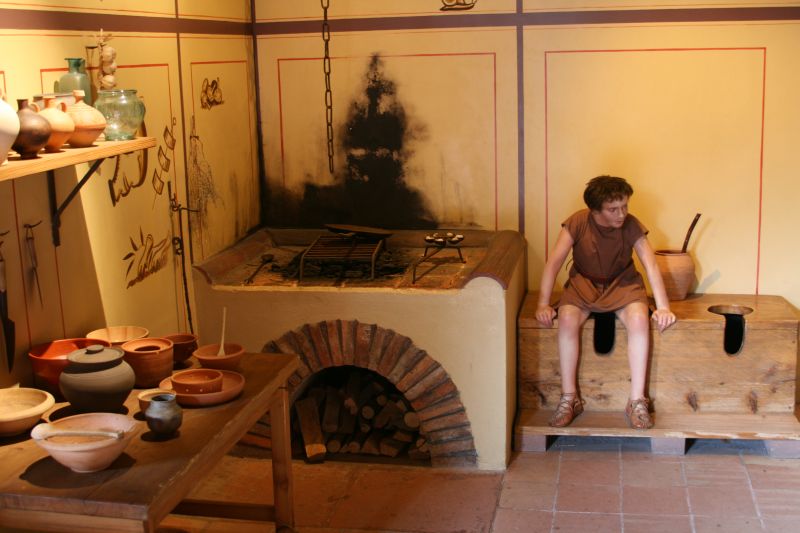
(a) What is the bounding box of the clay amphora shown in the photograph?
[38,97,75,152]
[59,344,136,413]
[65,89,106,147]
[144,393,182,436]
[12,99,51,159]
[655,250,695,301]
[0,90,20,166]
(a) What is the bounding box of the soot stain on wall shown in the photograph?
[265,53,437,229]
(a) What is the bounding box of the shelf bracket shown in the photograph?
[47,158,105,247]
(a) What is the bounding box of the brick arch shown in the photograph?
[263,319,477,466]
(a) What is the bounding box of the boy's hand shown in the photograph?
[536,305,556,327]
[651,308,676,332]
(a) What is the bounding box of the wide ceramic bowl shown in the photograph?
[170,368,223,394]
[193,343,245,371]
[86,326,149,346]
[163,333,198,364]
[0,388,55,437]
[28,338,111,394]
[30,413,138,473]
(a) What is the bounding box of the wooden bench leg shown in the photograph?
[515,434,548,452]
[650,437,686,455]
[764,440,800,459]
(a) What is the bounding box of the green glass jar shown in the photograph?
[94,89,146,141]
[56,58,92,105]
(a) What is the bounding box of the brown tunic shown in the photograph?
[557,209,649,313]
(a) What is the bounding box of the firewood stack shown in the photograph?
[292,372,430,463]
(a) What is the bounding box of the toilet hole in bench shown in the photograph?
[592,312,616,355]
[707,305,753,355]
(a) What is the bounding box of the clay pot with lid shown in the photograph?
[122,338,174,388]
[12,99,51,159]
[59,344,135,413]
[65,89,106,147]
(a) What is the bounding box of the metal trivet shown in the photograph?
[412,232,465,283]
[299,225,389,281]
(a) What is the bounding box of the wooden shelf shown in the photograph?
[0,137,156,182]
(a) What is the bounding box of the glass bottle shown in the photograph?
[94,89,146,141]
[56,58,92,105]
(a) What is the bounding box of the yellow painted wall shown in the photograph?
[0,2,258,386]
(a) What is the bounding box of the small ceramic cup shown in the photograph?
[137,388,174,412]
[170,368,224,394]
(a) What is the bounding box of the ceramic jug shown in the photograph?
[38,96,75,152]
[65,90,106,147]
[12,99,51,159]
[56,58,92,105]
[59,344,136,413]
[0,89,20,166]
[145,393,182,436]
[94,89,145,141]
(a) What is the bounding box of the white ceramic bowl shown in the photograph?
[31,413,138,473]
[0,388,55,437]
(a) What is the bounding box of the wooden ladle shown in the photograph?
[217,306,227,356]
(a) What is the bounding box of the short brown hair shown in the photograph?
[583,175,633,210]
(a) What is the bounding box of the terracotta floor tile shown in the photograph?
[621,485,688,515]
[555,482,620,514]
[620,450,682,463]
[621,459,684,487]
[683,456,749,486]
[753,488,800,517]
[558,457,620,485]
[328,466,501,532]
[503,452,560,484]
[499,480,556,511]
[763,517,800,532]
[688,484,758,517]
[490,508,552,533]
[551,511,621,532]
[559,449,620,462]
[622,514,693,533]
[693,516,764,533]
[746,462,800,490]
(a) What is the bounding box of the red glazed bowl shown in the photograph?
[193,343,244,371]
[28,338,111,394]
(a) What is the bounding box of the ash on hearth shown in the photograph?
[279,248,413,280]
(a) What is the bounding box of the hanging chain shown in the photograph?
[322,0,334,174]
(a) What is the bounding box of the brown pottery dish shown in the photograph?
[121,338,174,388]
[169,368,223,394]
[163,333,198,364]
[193,342,244,370]
[159,370,245,407]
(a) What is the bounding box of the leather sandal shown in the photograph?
[626,397,654,429]
[549,393,584,427]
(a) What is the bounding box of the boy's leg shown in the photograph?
[615,301,651,399]
[557,304,591,394]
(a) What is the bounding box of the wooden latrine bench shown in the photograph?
[515,292,800,456]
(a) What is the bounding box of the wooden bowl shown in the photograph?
[30,413,137,473]
[0,388,55,437]
[86,326,149,346]
[170,369,223,394]
[193,343,245,370]
[28,338,111,394]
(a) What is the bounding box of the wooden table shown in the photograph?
[0,352,299,532]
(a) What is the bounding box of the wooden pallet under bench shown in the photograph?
[515,292,800,456]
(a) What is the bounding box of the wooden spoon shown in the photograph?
[31,423,124,441]
[217,306,227,356]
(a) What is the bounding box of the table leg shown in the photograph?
[270,386,295,532]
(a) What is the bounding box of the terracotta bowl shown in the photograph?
[121,338,174,388]
[163,333,198,364]
[86,325,149,346]
[137,388,174,412]
[193,343,245,371]
[170,368,224,394]
[30,413,137,473]
[28,338,111,394]
[0,388,55,437]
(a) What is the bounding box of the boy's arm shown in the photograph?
[536,228,574,326]
[633,235,677,332]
